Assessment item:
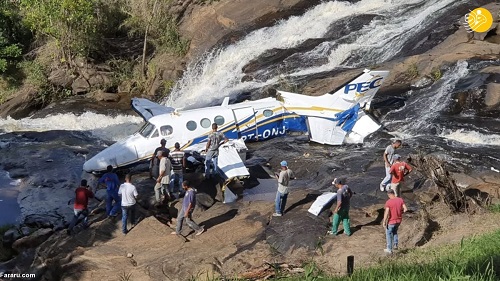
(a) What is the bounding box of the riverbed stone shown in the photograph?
[2,228,21,246]
[12,228,54,252]
[485,83,500,107]
[72,77,91,95]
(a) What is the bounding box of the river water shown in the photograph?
[0,170,21,225]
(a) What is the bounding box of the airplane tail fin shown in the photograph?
[327,69,390,110]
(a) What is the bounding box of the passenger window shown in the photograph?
[151,129,159,138]
[200,118,211,128]
[186,121,197,131]
[160,125,173,136]
[214,115,225,125]
[263,109,273,117]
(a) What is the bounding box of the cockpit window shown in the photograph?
[160,125,173,136]
[138,122,156,138]
[151,129,159,138]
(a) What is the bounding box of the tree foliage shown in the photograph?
[0,1,31,73]
[19,0,99,60]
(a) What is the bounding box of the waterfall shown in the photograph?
[164,0,468,109]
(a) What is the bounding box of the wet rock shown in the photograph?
[196,193,215,209]
[3,228,21,246]
[411,77,433,89]
[20,226,31,237]
[266,193,325,254]
[92,90,121,102]
[12,228,54,252]
[8,168,29,178]
[181,0,322,57]
[485,83,500,107]
[24,214,58,228]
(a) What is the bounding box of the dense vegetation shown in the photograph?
[0,0,197,105]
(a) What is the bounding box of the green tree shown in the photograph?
[121,0,189,77]
[0,1,31,74]
[19,0,99,62]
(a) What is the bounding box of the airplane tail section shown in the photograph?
[327,69,390,110]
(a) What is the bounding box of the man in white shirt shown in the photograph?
[273,160,295,217]
[118,174,138,234]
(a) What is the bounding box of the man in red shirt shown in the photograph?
[389,154,412,197]
[383,189,408,254]
[67,179,95,235]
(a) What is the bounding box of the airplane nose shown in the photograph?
[83,140,138,172]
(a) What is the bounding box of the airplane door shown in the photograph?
[232,107,257,140]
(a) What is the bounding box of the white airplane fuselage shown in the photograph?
[83,69,390,172]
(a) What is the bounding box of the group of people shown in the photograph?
[69,128,412,253]
[275,139,412,255]
[68,165,204,236]
[150,139,186,204]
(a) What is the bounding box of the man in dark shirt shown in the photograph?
[329,178,353,236]
[150,139,170,179]
[67,179,95,235]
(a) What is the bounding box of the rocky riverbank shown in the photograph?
[1,1,500,280]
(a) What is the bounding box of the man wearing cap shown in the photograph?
[389,154,412,197]
[383,189,408,254]
[204,123,228,179]
[273,160,295,217]
[150,139,170,179]
[329,178,353,236]
[67,179,95,235]
[380,140,402,191]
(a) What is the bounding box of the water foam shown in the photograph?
[0,112,143,141]
[440,129,500,146]
[164,0,467,108]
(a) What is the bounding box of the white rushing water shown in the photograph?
[164,0,468,109]
[0,112,143,141]
[440,129,500,146]
[384,60,470,137]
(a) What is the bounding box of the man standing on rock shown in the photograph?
[389,154,412,197]
[204,123,228,179]
[273,160,295,217]
[150,139,170,179]
[67,179,94,235]
[170,142,186,198]
[329,178,353,236]
[383,189,408,254]
[171,180,204,236]
[380,140,402,192]
[98,165,121,217]
[118,174,138,235]
[156,151,172,204]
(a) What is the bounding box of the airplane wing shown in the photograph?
[131,98,176,121]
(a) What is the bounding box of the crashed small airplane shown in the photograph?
[83,69,390,178]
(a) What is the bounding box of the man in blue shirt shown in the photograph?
[171,180,204,236]
[98,165,121,217]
